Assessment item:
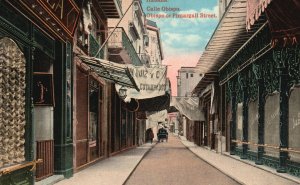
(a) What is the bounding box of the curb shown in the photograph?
[180,138,300,185]
[122,142,157,185]
[222,152,300,184]
[179,139,245,185]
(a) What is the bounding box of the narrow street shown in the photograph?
[2,0,300,184]
[125,135,240,185]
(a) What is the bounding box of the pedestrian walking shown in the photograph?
[149,128,154,144]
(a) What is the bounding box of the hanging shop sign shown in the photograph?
[19,0,80,40]
[115,65,167,102]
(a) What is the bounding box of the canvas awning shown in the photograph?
[195,0,266,73]
[246,0,272,30]
[265,0,300,47]
[77,55,139,90]
[170,97,204,121]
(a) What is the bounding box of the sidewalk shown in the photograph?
[179,135,300,185]
[54,143,155,185]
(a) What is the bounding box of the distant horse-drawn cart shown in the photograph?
[157,128,168,142]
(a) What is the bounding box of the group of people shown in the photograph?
[147,127,168,143]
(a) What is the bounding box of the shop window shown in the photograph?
[33,48,54,106]
[89,79,99,144]
[121,108,127,148]
[33,49,53,73]
[264,94,280,158]
[236,103,243,148]
[248,100,258,151]
[289,87,300,163]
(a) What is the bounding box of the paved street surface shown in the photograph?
[52,134,300,185]
[180,136,299,185]
[125,135,240,185]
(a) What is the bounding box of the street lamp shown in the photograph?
[119,86,127,100]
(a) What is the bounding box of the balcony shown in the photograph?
[108,27,142,66]
[98,0,122,18]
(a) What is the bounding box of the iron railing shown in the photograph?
[89,34,104,59]
[108,27,142,66]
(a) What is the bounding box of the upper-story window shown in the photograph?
[186,73,189,79]
[190,73,193,77]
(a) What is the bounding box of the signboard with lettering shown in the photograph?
[116,65,168,101]
[20,0,80,40]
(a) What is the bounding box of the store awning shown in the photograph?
[246,0,272,30]
[77,55,139,90]
[195,0,266,73]
[170,97,204,121]
[265,0,300,47]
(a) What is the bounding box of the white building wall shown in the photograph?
[177,67,203,97]
[146,28,162,65]
[108,0,147,63]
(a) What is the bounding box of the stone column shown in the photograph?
[256,77,265,165]
[230,89,237,155]
[277,65,289,173]
[53,41,73,178]
[241,86,248,159]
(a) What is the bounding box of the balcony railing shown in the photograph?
[108,27,142,66]
[89,34,104,59]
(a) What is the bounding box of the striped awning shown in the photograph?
[246,0,272,30]
[195,0,266,73]
[77,55,139,90]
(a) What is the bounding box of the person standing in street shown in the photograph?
[149,128,154,144]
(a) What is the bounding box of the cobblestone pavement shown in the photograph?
[125,135,240,185]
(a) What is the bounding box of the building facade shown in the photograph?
[72,0,113,170]
[177,67,203,97]
[176,67,203,139]
[145,19,163,66]
[0,0,80,184]
[144,19,165,141]
[107,0,148,154]
[193,0,300,178]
